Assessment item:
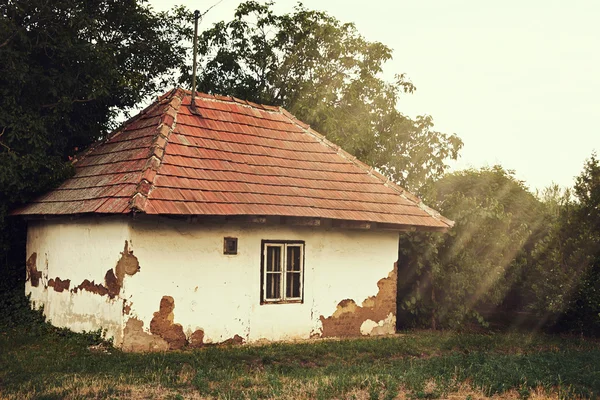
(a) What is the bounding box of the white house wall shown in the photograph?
[126,217,399,348]
[25,216,399,351]
[25,217,132,344]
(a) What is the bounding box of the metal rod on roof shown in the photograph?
[190,10,201,115]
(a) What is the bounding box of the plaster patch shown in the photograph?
[150,296,187,350]
[320,263,397,338]
[360,319,378,335]
[104,269,120,298]
[189,329,205,348]
[47,277,70,292]
[370,313,396,336]
[70,240,140,299]
[105,240,140,299]
[122,318,169,352]
[26,253,41,287]
[359,313,396,336]
[331,299,359,318]
[72,279,109,296]
[115,240,140,285]
[221,334,245,346]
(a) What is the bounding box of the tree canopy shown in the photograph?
[398,167,540,328]
[195,1,463,191]
[0,0,189,268]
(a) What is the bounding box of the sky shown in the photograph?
[151,0,600,191]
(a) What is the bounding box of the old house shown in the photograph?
[13,88,452,351]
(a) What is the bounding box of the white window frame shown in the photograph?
[261,241,304,304]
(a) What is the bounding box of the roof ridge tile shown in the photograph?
[130,90,184,213]
[72,98,166,167]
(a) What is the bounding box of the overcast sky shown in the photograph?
[152,0,599,191]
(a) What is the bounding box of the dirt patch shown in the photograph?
[26,253,42,287]
[150,296,187,350]
[320,263,397,337]
[122,318,169,352]
[47,277,70,292]
[123,302,131,315]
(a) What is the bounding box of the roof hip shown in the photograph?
[11,88,453,230]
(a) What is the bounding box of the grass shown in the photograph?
[1,293,599,399]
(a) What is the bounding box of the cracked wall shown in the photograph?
[149,296,187,350]
[125,217,399,346]
[25,217,134,345]
[26,216,399,349]
[319,263,397,337]
[25,253,42,287]
[122,296,243,351]
[36,240,139,299]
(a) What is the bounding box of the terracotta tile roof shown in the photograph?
[12,88,453,230]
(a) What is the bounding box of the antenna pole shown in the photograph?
[190,10,200,114]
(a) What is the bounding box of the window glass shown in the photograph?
[287,246,301,271]
[266,273,281,300]
[286,271,300,298]
[266,246,282,272]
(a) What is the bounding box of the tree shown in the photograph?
[194,1,462,191]
[530,153,600,335]
[398,167,543,329]
[0,0,190,288]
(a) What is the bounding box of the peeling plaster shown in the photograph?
[72,279,109,296]
[149,296,187,350]
[104,269,120,298]
[69,240,140,299]
[221,334,245,346]
[122,318,169,352]
[26,253,41,287]
[320,263,397,338]
[47,277,70,292]
[26,217,401,349]
[359,313,396,336]
[189,329,205,348]
[114,240,140,286]
[122,296,244,351]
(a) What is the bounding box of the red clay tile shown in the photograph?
[12,89,451,230]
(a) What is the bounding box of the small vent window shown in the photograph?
[224,237,238,255]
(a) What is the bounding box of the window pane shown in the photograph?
[266,246,282,272]
[286,272,301,298]
[286,246,301,272]
[266,273,281,299]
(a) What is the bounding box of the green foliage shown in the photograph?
[194,1,462,191]
[0,0,191,290]
[398,167,545,329]
[530,153,600,335]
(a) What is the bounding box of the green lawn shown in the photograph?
[1,315,599,400]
